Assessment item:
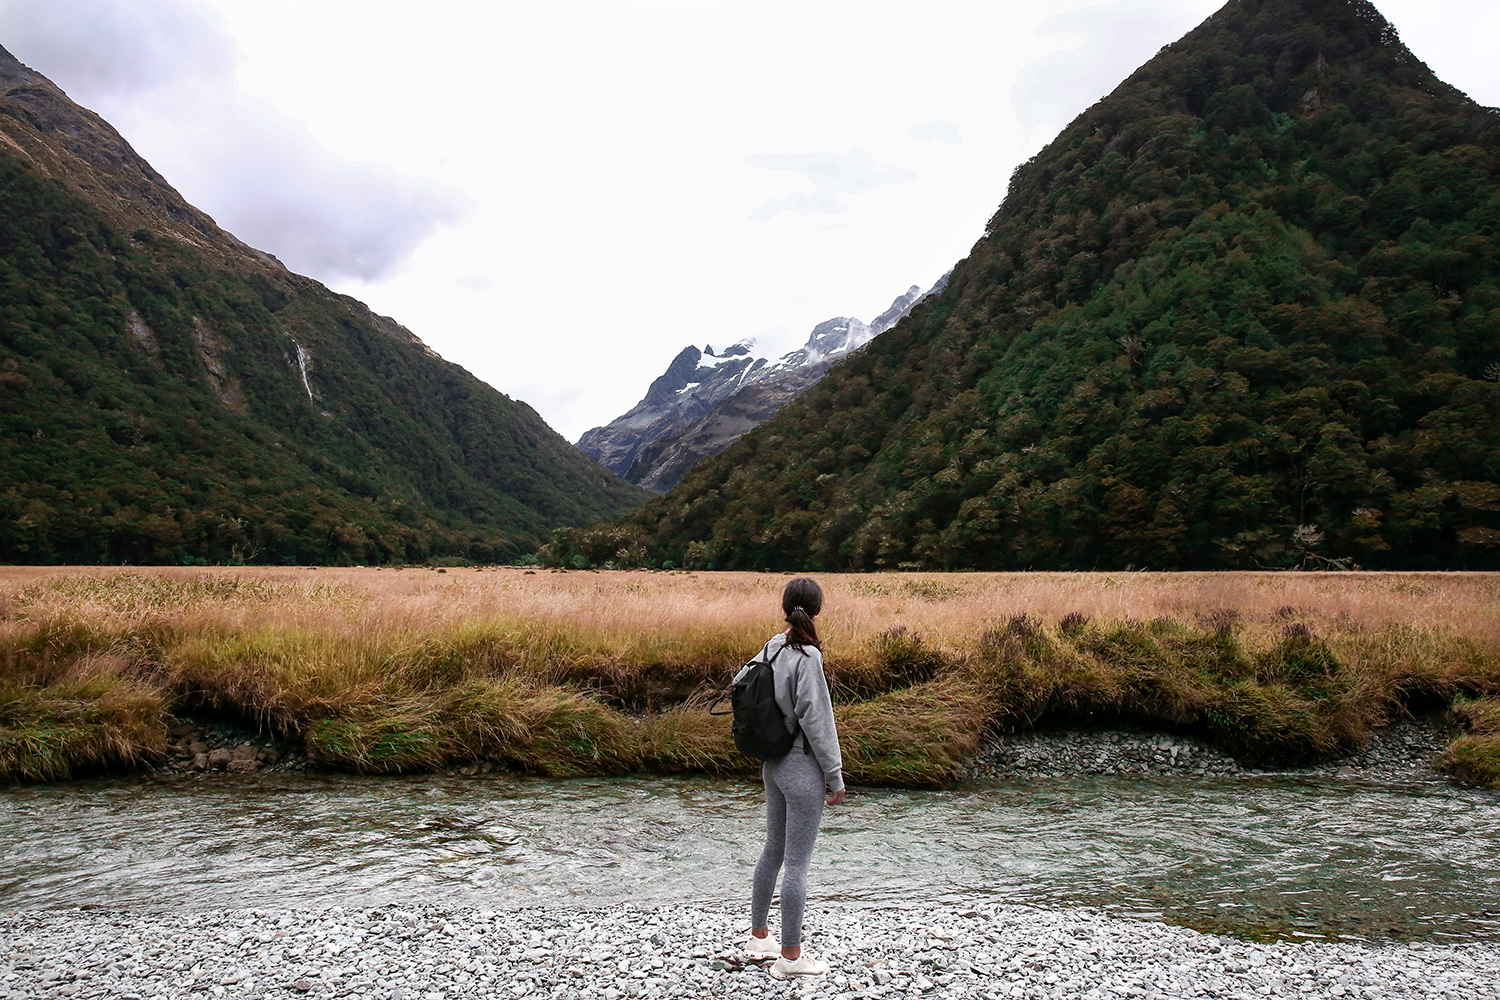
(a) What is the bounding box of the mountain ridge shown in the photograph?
[621,277,951,492]
[0,45,282,274]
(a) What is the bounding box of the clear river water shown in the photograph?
[3,771,1497,943]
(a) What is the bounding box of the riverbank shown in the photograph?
[5,568,1500,788]
[2,901,1493,1000]
[147,710,1455,784]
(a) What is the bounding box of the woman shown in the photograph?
[740,577,845,979]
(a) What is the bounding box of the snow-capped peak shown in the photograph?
[576,277,944,476]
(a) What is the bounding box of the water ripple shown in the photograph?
[1,771,1497,941]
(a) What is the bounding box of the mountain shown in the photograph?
[551,0,1500,572]
[577,281,935,490]
[575,341,762,477]
[622,359,839,494]
[0,45,645,565]
[623,278,948,492]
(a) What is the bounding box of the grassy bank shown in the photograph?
[1442,697,1500,789]
[3,567,1499,786]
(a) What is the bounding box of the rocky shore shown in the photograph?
[158,718,310,775]
[159,713,1455,785]
[2,901,1492,1000]
[971,717,1451,783]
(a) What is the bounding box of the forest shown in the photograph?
[546,0,1500,572]
[0,154,642,566]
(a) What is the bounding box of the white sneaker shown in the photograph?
[768,951,829,979]
[745,933,780,958]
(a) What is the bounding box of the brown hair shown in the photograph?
[782,577,823,652]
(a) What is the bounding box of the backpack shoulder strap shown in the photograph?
[708,638,783,715]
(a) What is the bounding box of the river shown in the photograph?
[3,771,1496,942]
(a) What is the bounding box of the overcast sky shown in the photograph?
[1,0,1496,442]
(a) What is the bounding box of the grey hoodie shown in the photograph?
[735,632,844,794]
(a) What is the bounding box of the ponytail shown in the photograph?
[782,577,823,652]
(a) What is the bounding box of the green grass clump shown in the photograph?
[0,656,168,781]
[638,706,753,776]
[825,626,951,699]
[303,679,638,777]
[166,624,646,777]
[1202,682,1328,766]
[970,615,1372,767]
[306,714,444,773]
[837,679,991,787]
[1440,734,1500,789]
[1442,698,1500,788]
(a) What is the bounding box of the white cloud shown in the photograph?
[1013,1,1192,134]
[0,0,236,97]
[131,95,473,282]
[745,149,917,222]
[909,119,962,144]
[454,274,492,292]
[0,0,467,283]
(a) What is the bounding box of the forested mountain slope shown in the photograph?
[561,0,1500,571]
[0,45,644,565]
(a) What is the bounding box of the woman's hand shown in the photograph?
[827,788,846,806]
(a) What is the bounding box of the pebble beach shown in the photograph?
[4,901,1495,1000]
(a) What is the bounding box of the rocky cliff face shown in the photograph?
[624,360,835,492]
[574,342,764,475]
[578,279,944,489]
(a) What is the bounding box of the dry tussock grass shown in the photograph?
[7,565,1497,653]
[0,650,167,780]
[2,566,1499,785]
[1443,696,1500,788]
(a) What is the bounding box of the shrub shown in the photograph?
[1257,625,1341,689]
[1058,611,1091,636]
[871,627,948,688]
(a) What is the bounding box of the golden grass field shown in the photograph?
[3,566,1499,786]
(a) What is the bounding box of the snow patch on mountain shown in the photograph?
[575,277,947,482]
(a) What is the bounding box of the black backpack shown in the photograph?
[711,643,796,760]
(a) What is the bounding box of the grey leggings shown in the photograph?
[750,747,826,946]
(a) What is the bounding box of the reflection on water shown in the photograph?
[2,771,1497,942]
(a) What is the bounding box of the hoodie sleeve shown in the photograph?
[792,646,844,794]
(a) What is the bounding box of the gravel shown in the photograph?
[972,716,1452,783]
[158,718,310,776]
[165,712,1454,786]
[2,902,1494,1000]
